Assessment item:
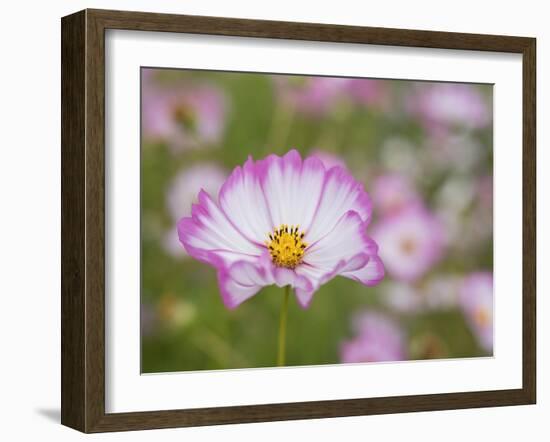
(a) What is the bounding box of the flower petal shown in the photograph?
[259,150,326,229]
[304,210,377,270]
[294,253,369,309]
[342,254,385,286]
[305,166,372,244]
[294,288,316,309]
[177,190,262,267]
[219,157,273,244]
[219,254,314,308]
[218,263,265,309]
[293,211,382,307]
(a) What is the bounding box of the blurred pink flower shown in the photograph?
[178,150,384,309]
[345,78,388,108]
[372,206,445,282]
[309,149,348,170]
[372,174,421,216]
[459,272,493,352]
[142,78,227,152]
[341,312,406,363]
[274,75,349,116]
[408,83,491,130]
[162,164,227,258]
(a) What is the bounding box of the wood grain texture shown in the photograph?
[61,10,86,432]
[60,8,537,433]
[522,38,537,403]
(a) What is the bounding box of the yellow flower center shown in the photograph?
[266,224,308,269]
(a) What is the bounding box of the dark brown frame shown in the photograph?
[61,8,536,433]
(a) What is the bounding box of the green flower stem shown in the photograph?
[277,285,291,366]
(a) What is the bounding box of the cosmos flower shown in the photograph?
[372,206,445,282]
[162,164,227,258]
[340,312,406,363]
[371,174,421,216]
[177,150,384,308]
[274,75,349,116]
[407,83,491,131]
[142,76,227,152]
[459,272,493,352]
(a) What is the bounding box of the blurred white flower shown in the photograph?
[382,282,422,314]
[423,275,460,310]
[379,137,422,180]
[163,164,227,258]
[427,132,485,174]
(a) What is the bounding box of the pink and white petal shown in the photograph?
[295,253,384,308]
[259,150,326,229]
[292,211,383,306]
[270,266,314,292]
[291,155,327,230]
[217,270,263,309]
[258,150,301,227]
[218,157,274,244]
[293,253,369,308]
[218,259,275,308]
[342,254,385,286]
[294,288,316,309]
[225,259,271,287]
[305,167,372,244]
[296,253,367,285]
[178,238,259,271]
[256,252,314,293]
[219,255,314,308]
[177,190,262,266]
[304,211,377,270]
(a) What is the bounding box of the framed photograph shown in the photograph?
[61,9,536,433]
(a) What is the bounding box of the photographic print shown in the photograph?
[140,67,493,373]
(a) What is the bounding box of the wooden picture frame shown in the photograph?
[61,8,536,433]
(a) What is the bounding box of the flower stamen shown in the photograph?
[266,224,308,269]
